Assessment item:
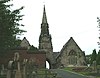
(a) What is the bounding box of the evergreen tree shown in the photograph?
[90,49,97,65]
[96,50,100,65]
[29,45,38,51]
[0,0,26,53]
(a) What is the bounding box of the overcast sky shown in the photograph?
[11,0,100,55]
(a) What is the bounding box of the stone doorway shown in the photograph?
[46,59,51,69]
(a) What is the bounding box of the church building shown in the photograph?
[0,5,86,70]
[38,5,86,68]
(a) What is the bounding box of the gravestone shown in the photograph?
[7,61,13,78]
[14,54,22,78]
[22,59,27,78]
[7,70,11,78]
[15,70,22,78]
[0,64,5,75]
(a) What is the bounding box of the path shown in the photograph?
[51,69,88,78]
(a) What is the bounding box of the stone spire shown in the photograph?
[42,5,47,23]
[41,5,49,36]
[39,5,53,51]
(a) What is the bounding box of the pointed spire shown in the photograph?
[42,5,48,23]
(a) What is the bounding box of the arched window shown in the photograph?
[68,50,77,56]
[68,50,77,65]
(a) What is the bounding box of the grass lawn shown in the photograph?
[35,69,57,78]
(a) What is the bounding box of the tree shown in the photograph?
[0,0,26,53]
[90,49,97,65]
[29,45,38,51]
[96,50,100,65]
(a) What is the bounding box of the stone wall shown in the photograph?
[0,50,46,69]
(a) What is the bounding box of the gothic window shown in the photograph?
[68,50,77,65]
[69,56,77,65]
[68,50,77,56]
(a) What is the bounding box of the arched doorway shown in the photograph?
[46,61,50,69]
[46,59,51,69]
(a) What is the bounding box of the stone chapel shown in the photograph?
[38,5,86,68]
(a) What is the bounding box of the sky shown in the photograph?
[10,0,100,55]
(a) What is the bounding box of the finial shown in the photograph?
[70,37,73,39]
[24,37,26,39]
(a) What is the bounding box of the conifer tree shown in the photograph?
[96,50,100,65]
[90,49,97,65]
[0,0,26,53]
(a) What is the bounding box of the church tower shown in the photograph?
[39,5,55,68]
[39,5,53,52]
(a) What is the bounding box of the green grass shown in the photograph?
[63,67,73,71]
[35,69,57,78]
